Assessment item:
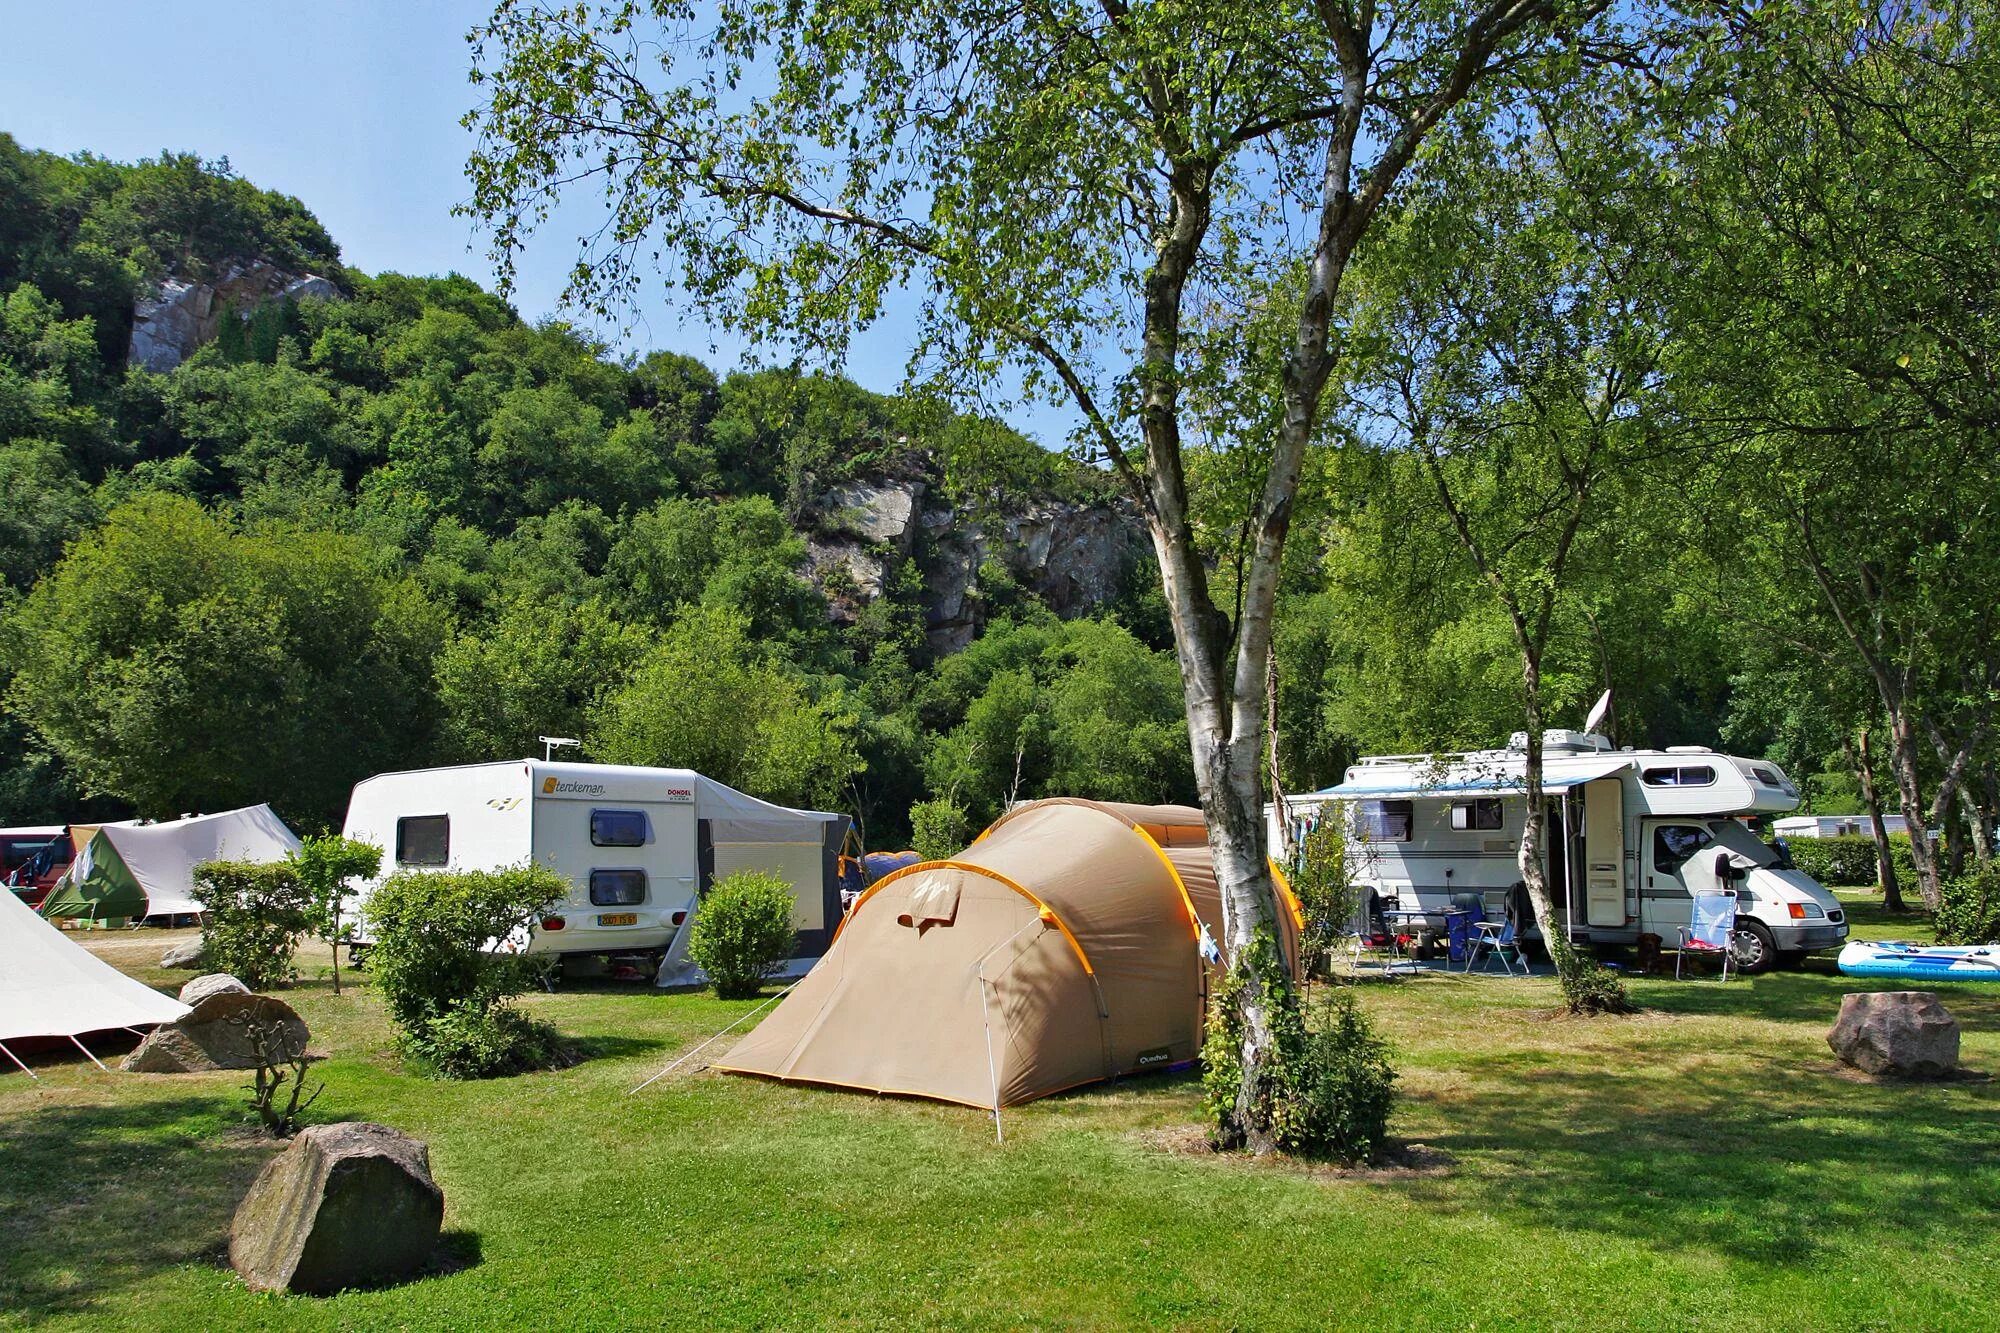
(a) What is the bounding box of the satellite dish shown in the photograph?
[1583,689,1612,736]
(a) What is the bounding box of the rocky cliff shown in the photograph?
[128,260,340,372]
[806,463,1147,653]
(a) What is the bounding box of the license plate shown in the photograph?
[597,913,638,927]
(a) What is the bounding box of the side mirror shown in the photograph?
[1714,850,1736,883]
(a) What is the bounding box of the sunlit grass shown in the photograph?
[3,895,1995,1330]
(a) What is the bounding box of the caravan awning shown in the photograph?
[1311,756,1633,801]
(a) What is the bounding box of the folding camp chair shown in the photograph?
[1467,916,1527,975]
[1677,890,1739,981]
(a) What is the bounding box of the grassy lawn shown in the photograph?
[4,891,1997,1331]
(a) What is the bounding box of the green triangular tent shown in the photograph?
[38,829,147,921]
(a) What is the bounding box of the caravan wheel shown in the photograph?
[1732,921,1776,975]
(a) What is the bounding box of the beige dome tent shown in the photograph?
[713,798,1304,1112]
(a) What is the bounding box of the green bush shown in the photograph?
[1782,832,1915,890]
[1553,940,1635,1016]
[687,871,798,999]
[1292,818,1358,978]
[362,864,569,1078]
[195,860,309,990]
[1934,864,2000,944]
[909,798,971,861]
[1202,932,1396,1161]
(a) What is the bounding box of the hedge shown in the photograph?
[1781,832,1915,889]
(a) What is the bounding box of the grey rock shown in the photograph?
[229,1122,444,1295]
[122,992,310,1073]
[1828,990,1960,1078]
[128,260,339,372]
[160,938,207,970]
[178,973,250,1005]
[819,478,924,549]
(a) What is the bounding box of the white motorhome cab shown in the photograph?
[342,761,849,978]
[1269,730,1849,972]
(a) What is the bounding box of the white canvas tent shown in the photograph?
[41,805,301,921]
[0,881,188,1075]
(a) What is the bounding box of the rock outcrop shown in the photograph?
[804,461,1146,651]
[122,992,310,1073]
[229,1122,444,1295]
[1828,991,1960,1078]
[178,973,250,1006]
[128,260,339,372]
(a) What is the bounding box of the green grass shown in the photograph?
[4,893,1996,1331]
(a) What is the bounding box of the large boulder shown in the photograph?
[128,260,339,372]
[178,973,250,1005]
[121,992,310,1073]
[160,938,207,970]
[1828,991,1961,1078]
[229,1122,444,1294]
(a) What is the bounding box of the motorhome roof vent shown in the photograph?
[1515,729,1613,753]
[1665,745,1712,754]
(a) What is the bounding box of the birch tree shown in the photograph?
[461,0,1631,1146]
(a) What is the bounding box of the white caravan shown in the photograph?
[342,761,849,977]
[1269,730,1849,972]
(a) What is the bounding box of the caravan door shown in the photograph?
[1580,778,1626,929]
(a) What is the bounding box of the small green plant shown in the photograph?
[232,1010,322,1136]
[289,835,382,995]
[195,860,310,990]
[363,864,570,1079]
[909,798,971,861]
[687,870,798,999]
[1552,939,1635,1016]
[1292,818,1359,980]
[1934,863,2000,944]
[1202,931,1397,1161]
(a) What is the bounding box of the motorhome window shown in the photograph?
[1653,824,1714,873]
[1641,765,1716,787]
[395,815,449,867]
[589,869,647,906]
[590,809,648,847]
[1449,799,1504,832]
[1356,800,1413,842]
[1751,766,1780,786]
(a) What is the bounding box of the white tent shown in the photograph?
[43,805,301,921]
[0,882,188,1075]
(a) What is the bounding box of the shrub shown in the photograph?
[1552,940,1635,1016]
[1202,932,1396,1161]
[1935,864,2000,944]
[1292,818,1359,979]
[363,864,568,1078]
[195,860,309,990]
[288,834,382,996]
[909,798,971,861]
[1782,832,1915,890]
[687,870,798,999]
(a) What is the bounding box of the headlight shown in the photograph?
[1786,902,1825,920]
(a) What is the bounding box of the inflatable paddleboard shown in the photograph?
[1838,940,2000,982]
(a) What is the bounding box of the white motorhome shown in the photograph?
[342,761,849,978]
[1269,730,1849,972]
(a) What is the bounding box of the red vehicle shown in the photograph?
[2,826,72,909]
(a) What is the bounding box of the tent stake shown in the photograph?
[0,1041,36,1080]
[68,1035,109,1073]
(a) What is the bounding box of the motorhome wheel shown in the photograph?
[1732,920,1776,974]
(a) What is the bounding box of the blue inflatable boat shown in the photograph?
[1837,940,2000,982]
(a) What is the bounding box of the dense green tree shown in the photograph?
[437,596,650,763]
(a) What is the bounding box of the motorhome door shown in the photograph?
[1580,778,1626,928]
[1641,820,1714,940]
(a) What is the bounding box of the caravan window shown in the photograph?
[589,869,647,906]
[1642,765,1716,787]
[1449,799,1504,831]
[396,815,450,867]
[590,809,649,847]
[1355,800,1414,843]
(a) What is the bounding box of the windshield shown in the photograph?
[1706,819,1782,867]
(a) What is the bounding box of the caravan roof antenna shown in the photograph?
[1583,690,1612,737]
[539,736,581,761]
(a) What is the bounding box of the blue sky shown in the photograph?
[0,1,1066,441]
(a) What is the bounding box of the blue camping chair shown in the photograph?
[1468,915,1527,975]
[1677,890,1739,981]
